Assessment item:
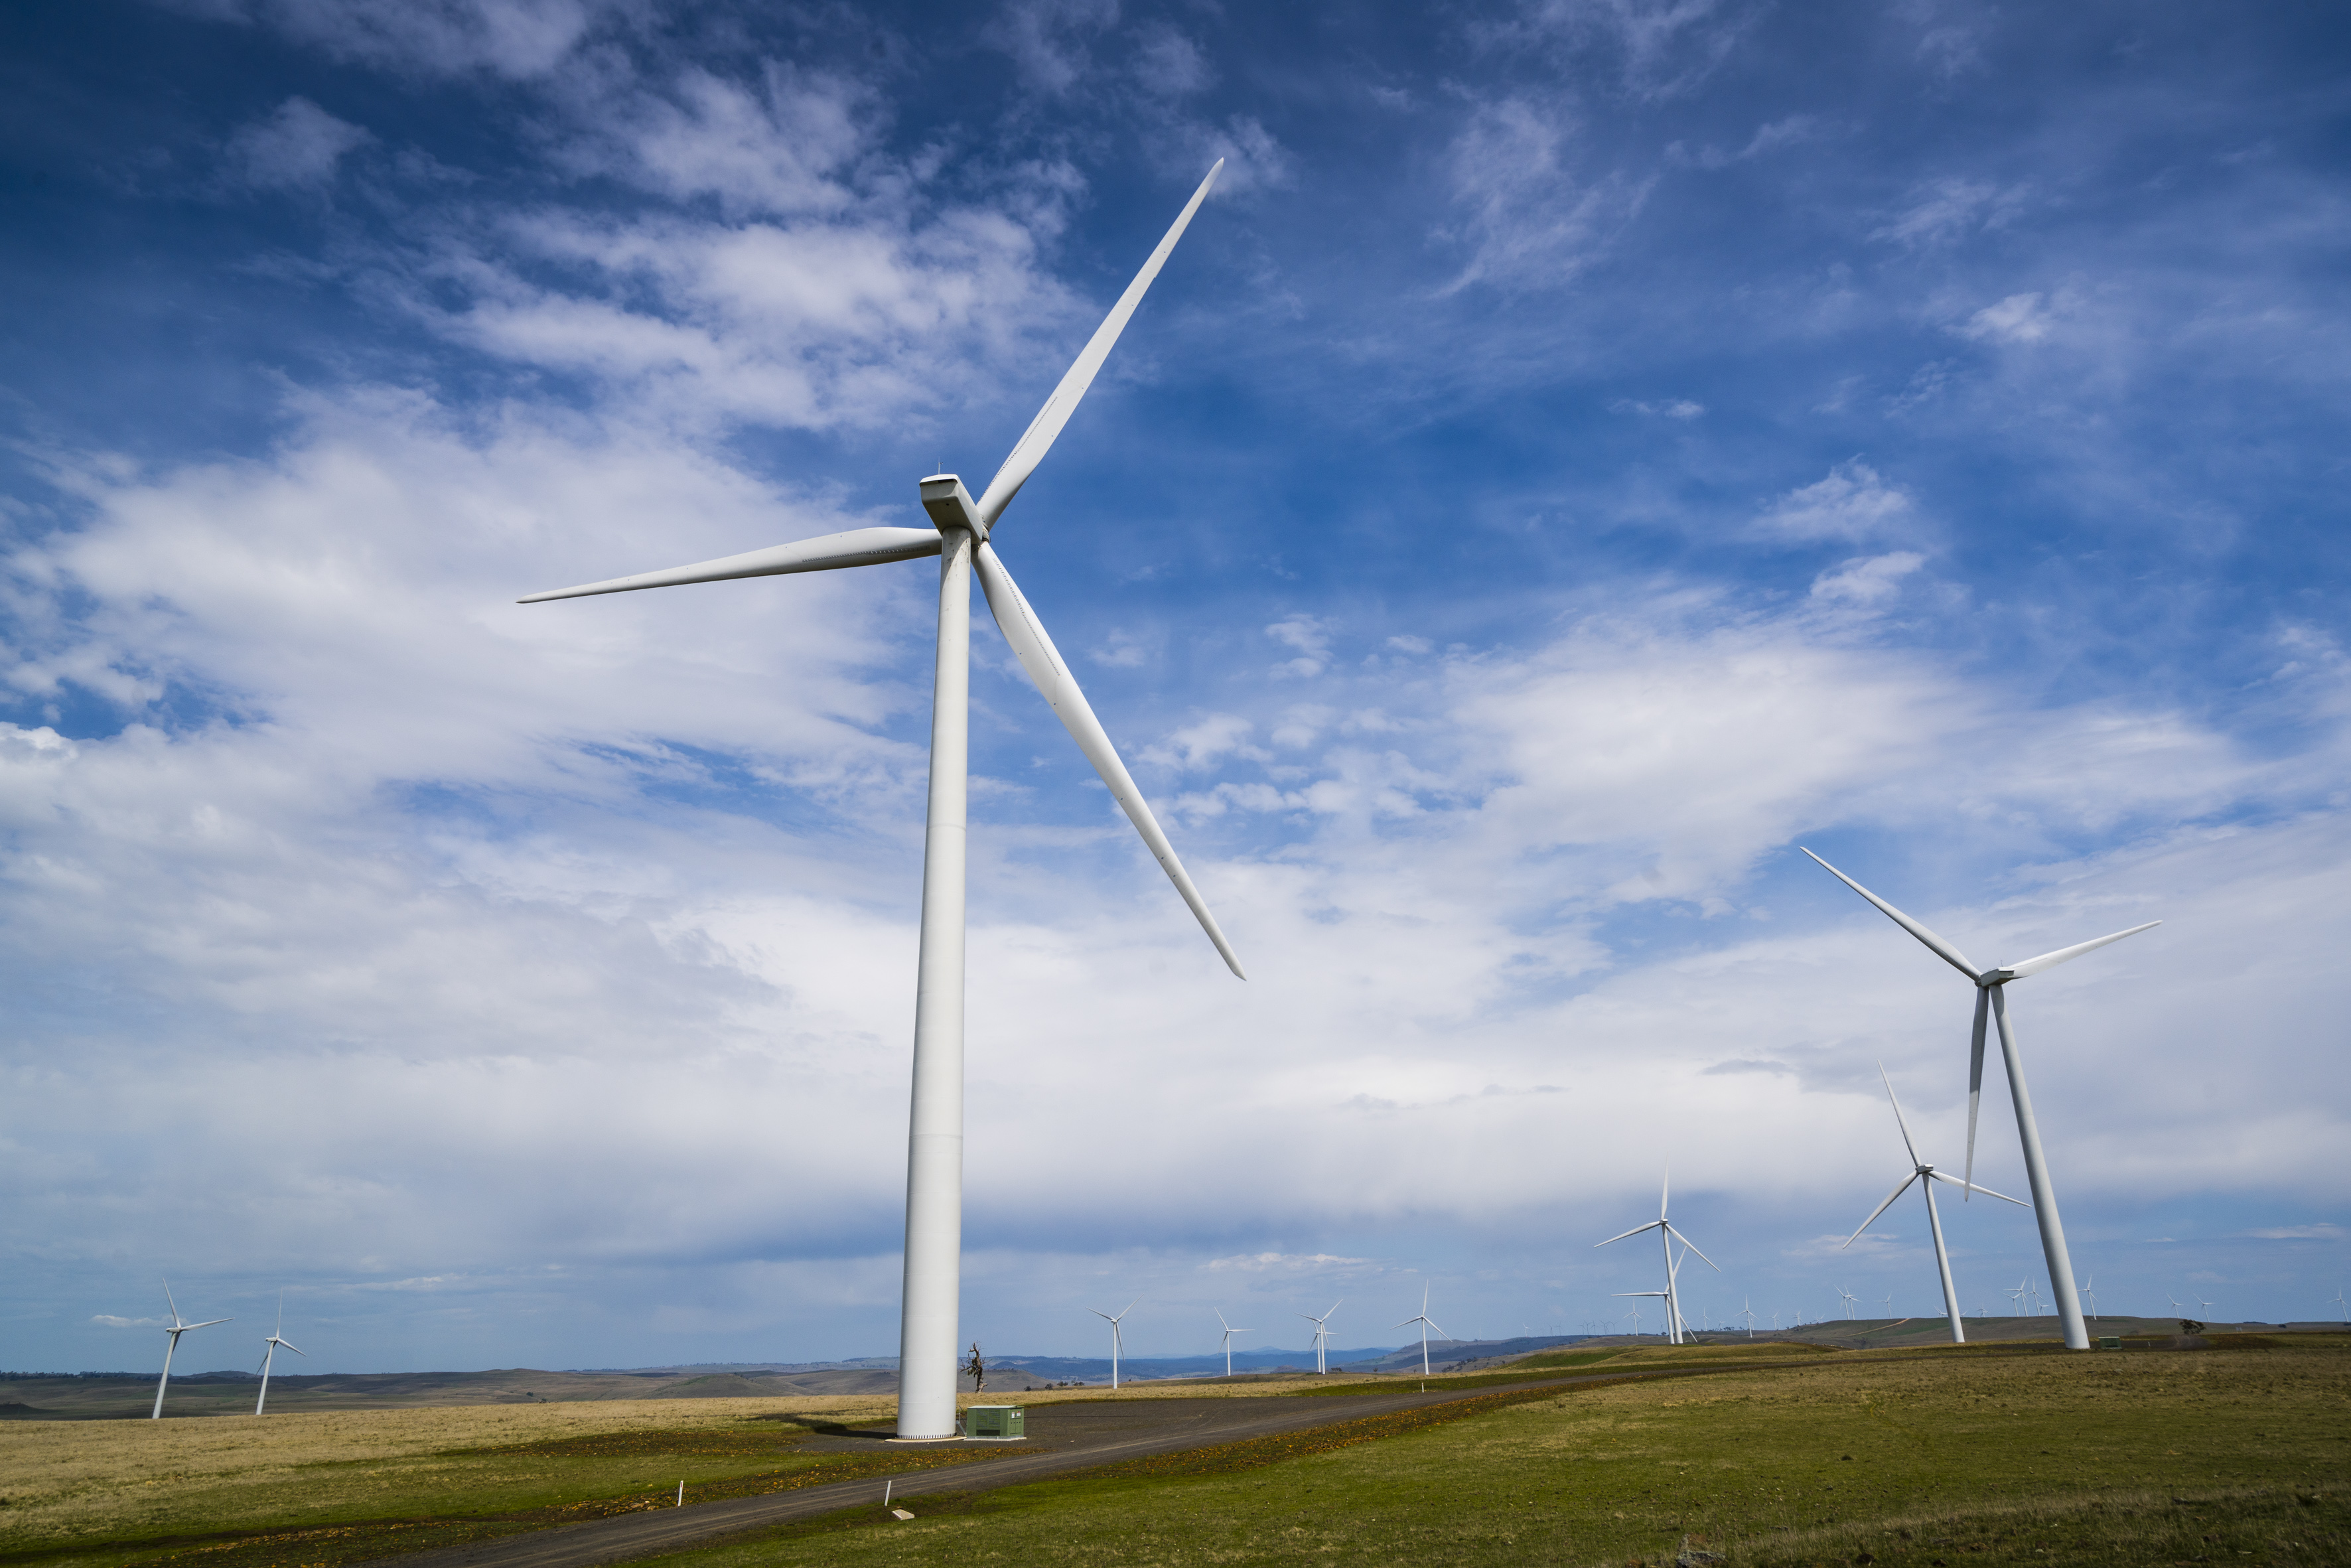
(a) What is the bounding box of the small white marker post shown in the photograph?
[676,1481,683,1507]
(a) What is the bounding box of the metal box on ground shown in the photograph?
[964,1405,1025,1439]
[2099,1336,2122,1350]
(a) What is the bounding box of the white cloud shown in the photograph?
[1266,615,1333,677]
[983,0,1119,96]
[224,98,370,190]
[1871,177,2030,248]
[1499,0,1750,101]
[1612,397,1705,419]
[1204,1251,1378,1274]
[1753,461,1920,545]
[174,0,616,80]
[1439,98,1649,293]
[90,1315,167,1328]
[1810,550,1926,608]
[1960,291,2056,344]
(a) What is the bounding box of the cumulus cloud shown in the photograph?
[223,97,370,190]
[1266,616,1333,677]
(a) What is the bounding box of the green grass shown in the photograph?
[618,1342,2350,1568]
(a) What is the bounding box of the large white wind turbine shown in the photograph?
[1801,847,2158,1352]
[1597,1171,1718,1345]
[150,1280,228,1420]
[1092,1300,1137,1391]
[1299,1301,1340,1374]
[254,1295,306,1415]
[1393,1284,1453,1378]
[1843,1062,2028,1344]
[1214,1309,1251,1378]
[522,165,1241,1441]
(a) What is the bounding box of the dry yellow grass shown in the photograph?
[0,1376,1366,1559]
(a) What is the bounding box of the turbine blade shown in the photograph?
[1965,987,1989,1197]
[282,1340,307,1356]
[1878,1061,1922,1167]
[186,1318,231,1330]
[975,543,1246,978]
[2004,921,2161,979]
[1928,1170,2029,1206]
[1595,1220,1662,1247]
[1843,1173,1919,1248]
[163,1279,179,1324]
[1800,847,1982,981]
[1662,1224,1721,1271]
[518,527,942,603]
[1391,1317,1417,1329]
[973,162,1223,528]
[1425,1319,1451,1340]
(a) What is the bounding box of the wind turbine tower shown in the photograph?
[1597,1171,1719,1346]
[1802,849,2156,1352]
[1393,1285,1453,1378]
[254,1295,306,1415]
[1299,1301,1340,1374]
[521,166,1242,1440]
[1214,1309,1250,1378]
[1843,1062,2028,1343]
[1091,1301,1137,1391]
[150,1281,228,1420]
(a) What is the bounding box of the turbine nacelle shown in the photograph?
[920,474,986,539]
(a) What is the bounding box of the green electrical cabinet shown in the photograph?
[965,1405,1025,1439]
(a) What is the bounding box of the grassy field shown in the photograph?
[0,1374,1366,1568]
[5,1338,2344,1568]
[627,1336,2350,1568]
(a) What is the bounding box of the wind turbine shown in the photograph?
[150,1281,229,1420]
[1843,1062,2029,1343]
[2080,1276,2098,1321]
[2330,1287,2346,1323]
[1618,1299,1648,1335]
[1091,1300,1137,1391]
[1299,1301,1340,1374]
[2194,1293,2216,1319]
[1836,1285,1859,1320]
[520,166,1241,1441]
[1213,1309,1250,1378]
[1739,1298,1756,1337]
[2165,1291,2186,1314]
[1597,1171,1719,1345]
[1801,847,2158,1352]
[253,1295,306,1415]
[2009,1277,2032,1317]
[1393,1285,1453,1377]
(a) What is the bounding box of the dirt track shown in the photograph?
[382,1365,1770,1568]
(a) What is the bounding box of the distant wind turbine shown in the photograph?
[151,1280,229,1420]
[2079,1276,2099,1321]
[2009,1278,2032,1317]
[1802,847,2158,1352]
[254,1295,305,1415]
[1739,1298,1756,1338]
[1842,1062,2029,1343]
[1393,1285,1453,1377]
[1597,1170,1719,1345]
[1090,1300,1137,1391]
[1214,1309,1251,1378]
[522,164,1241,1442]
[1837,1285,1859,1320]
[2194,1293,2216,1317]
[1299,1301,1340,1374]
[2330,1287,2346,1323]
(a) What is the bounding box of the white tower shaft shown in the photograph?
[1992,987,2088,1350]
[1920,1171,1964,1344]
[895,533,973,1439]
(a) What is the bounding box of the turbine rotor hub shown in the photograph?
[920,474,987,540]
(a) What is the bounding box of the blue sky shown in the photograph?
[3,0,2348,1374]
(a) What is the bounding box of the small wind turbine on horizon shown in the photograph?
[1214,1309,1250,1378]
[1299,1301,1340,1374]
[1801,847,2158,1352]
[2330,1288,2346,1323]
[1091,1300,1137,1391]
[1597,1170,1719,1345]
[1836,1285,1859,1320]
[1393,1285,1453,1378]
[520,164,1242,1441]
[1739,1298,1756,1337]
[2080,1276,2099,1320]
[1843,1062,2029,1344]
[150,1281,228,1420]
[253,1295,305,1416]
